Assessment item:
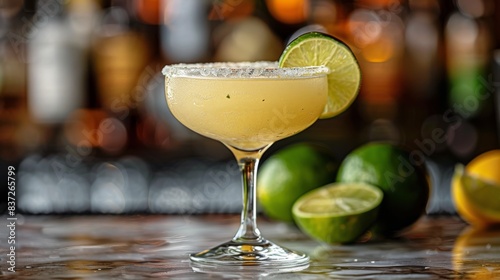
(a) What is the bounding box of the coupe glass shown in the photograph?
[162,62,329,270]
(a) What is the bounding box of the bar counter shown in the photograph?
[1,214,499,279]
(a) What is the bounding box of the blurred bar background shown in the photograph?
[0,0,499,215]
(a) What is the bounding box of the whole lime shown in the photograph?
[336,142,430,234]
[257,143,337,223]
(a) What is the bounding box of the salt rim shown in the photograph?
[162,61,329,78]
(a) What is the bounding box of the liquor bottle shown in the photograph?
[405,0,441,102]
[445,0,493,119]
[160,0,210,63]
[27,0,86,125]
[91,3,151,154]
[444,0,496,159]
[346,0,406,145]
[0,38,27,160]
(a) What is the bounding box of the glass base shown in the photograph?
[190,238,309,272]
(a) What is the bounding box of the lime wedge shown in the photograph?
[292,182,382,244]
[279,32,361,119]
[452,164,500,227]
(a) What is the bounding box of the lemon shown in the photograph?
[465,149,500,184]
[257,143,337,223]
[452,164,500,228]
[292,182,383,244]
[279,32,361,119]
[336,142,430,234]
[452,150,500,228]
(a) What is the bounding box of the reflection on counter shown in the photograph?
[453,226,500,278]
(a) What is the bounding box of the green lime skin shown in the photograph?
[336,142,430,235]
[257,143,337,223]
[294,204,379,244]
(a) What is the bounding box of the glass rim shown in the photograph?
[162,61,329,78]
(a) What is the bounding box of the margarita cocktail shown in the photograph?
[162,30,362,272]
[163,61,329,269]
[166,62,328,150]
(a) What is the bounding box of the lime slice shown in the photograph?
[279,32,361,119]
[292,182,383,244]
[452,164,500,228]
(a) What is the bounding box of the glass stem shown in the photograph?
[227,145,271,243]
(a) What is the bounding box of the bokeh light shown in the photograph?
[266,0,309,24]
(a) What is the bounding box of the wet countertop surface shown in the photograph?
[1,215,499,279]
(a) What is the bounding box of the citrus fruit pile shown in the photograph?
[259,30,500,246]
[258,141,430,244]
[452,150,500,228]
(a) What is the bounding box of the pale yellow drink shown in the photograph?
[166,76,327,150]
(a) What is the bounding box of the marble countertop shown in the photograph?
[1,214,499,279]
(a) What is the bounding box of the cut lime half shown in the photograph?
[279,32,361,119]
[292,182,382,244]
